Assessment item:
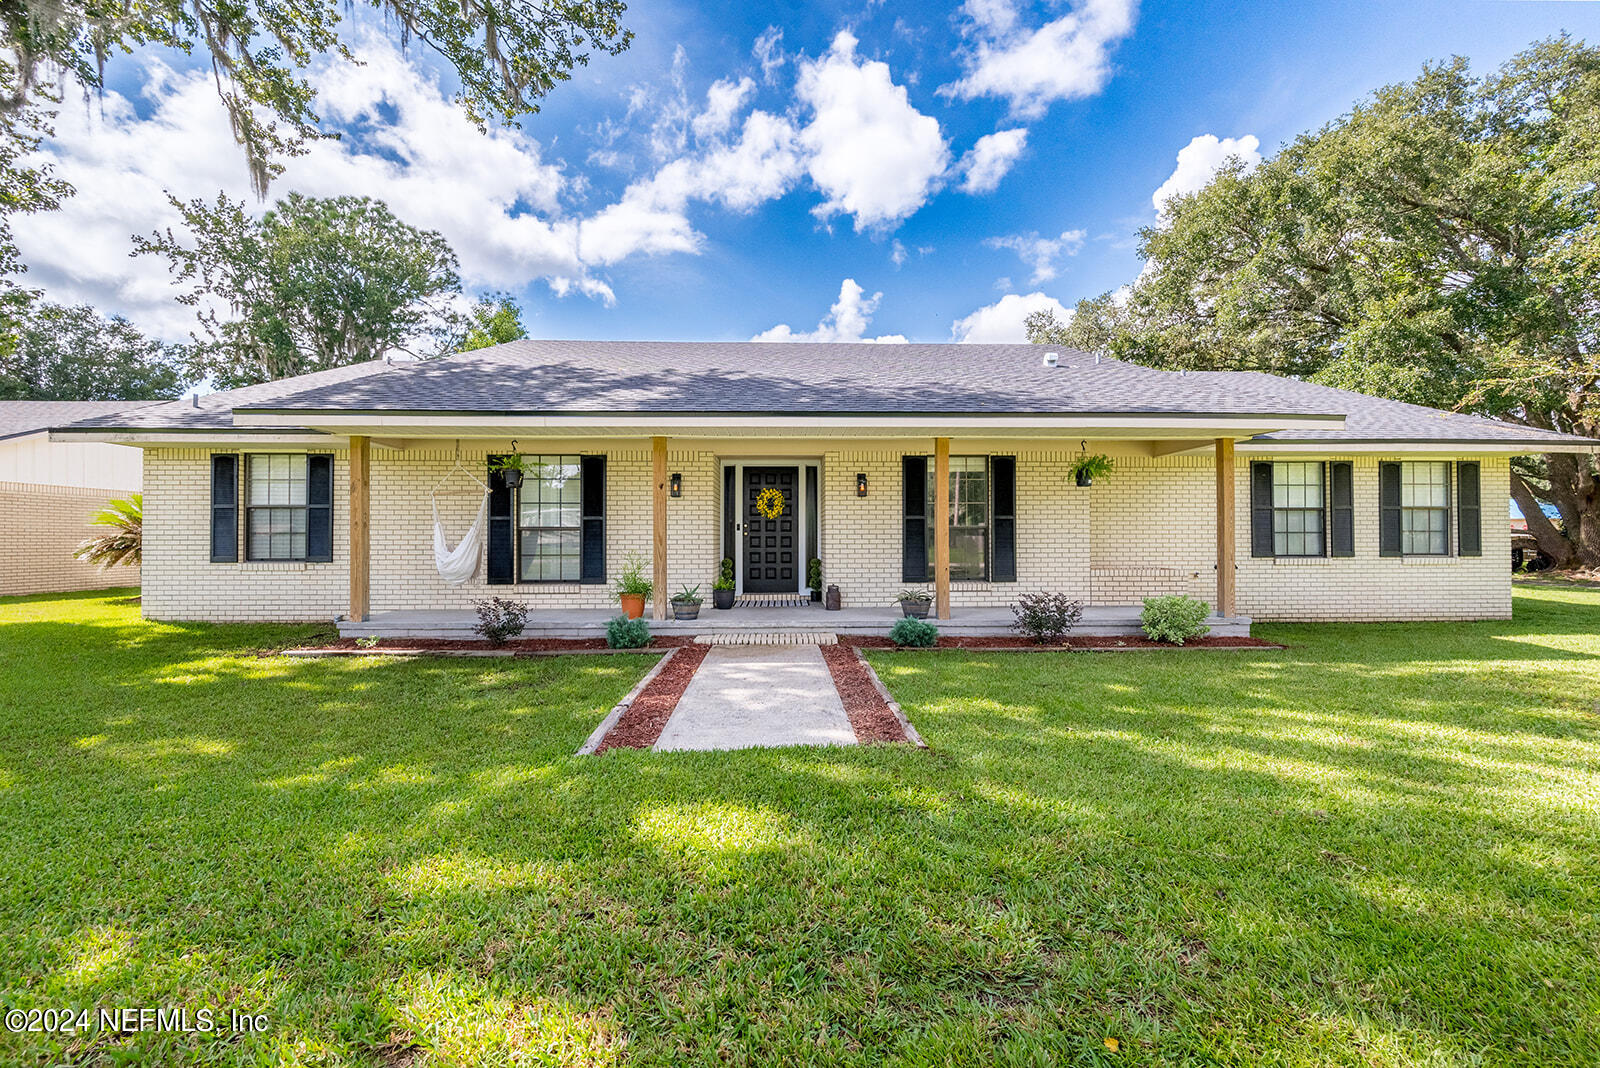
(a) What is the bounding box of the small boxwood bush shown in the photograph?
[889,617,939,647]
[1010,592,1083,644]
[1140,595,1212,645]
[606,615,652,649]
[471,597,529,644]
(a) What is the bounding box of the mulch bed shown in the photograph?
[839,634,1281,650]
[314,635,698,653]
[819,644,908,744]
[594,645,710,752]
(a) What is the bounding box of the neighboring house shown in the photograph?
[1,400,158,596]
[49,342,1599,627]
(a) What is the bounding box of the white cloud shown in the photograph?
[753,26,787,85]
[753,278,908,343]
[984,229,1085,284]
[950,291,1071,343]
[959,127,1029,194]
[795,31,950,232]
[1151,133,1261,216]
[692,76,757,141]
[12,40,616,337]
[942,0,1138,119]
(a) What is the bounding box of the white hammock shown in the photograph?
[429,447,491,586]
[432,494,488,586]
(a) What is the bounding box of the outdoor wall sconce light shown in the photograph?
[669,472,682,498]
[856,473,868,497]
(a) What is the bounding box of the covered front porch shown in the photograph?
[334,603,1253,640]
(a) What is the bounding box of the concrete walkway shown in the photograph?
[653,645,856,752]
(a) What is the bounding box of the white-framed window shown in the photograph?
[1272,461,1325,557]
[517,455,582,581]
[245,454,308,561]
[1401,461,1450,555]
[925,456,990,581]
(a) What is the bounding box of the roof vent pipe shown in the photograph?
[1042,351,1059,368]
[1094,353,1101,365]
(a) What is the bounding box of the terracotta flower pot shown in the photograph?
[619,593,645,619]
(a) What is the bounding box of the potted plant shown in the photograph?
[612,552,653,619]
[490,454,527,490]
[712,558,736,610]
[671,584,703,621]
[807,558,823,602]
[896,588,933,618]
[1071,453,1115,487]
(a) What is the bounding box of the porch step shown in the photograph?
[694,631,838,646]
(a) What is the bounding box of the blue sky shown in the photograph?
[17,0,1600,346]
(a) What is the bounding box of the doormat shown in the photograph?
[733,594,815,608]
[694,632,837,645]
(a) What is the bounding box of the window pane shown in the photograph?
[514,455,584,579]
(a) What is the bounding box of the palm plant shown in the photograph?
[74,494,144,570]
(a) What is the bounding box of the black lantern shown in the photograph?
[669,472,682,498]
[856,472,868,497]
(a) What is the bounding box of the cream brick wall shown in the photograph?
[0,480,141,596]
[140,442,1513,624]
[1233,454,1511,622]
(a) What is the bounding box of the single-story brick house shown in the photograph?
[48,341,1598,629]
[1,400,156,596]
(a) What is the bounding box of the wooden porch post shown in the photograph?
[348,435,370,623]
[1215,437,1235,618]
[652,435,668,621]
[934,437,951,620]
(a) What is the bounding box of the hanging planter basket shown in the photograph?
[501,468,524,490]
[1070,446,1115,488]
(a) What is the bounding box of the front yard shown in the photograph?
[1,587,1596,1065]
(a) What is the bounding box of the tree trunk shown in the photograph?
[1512,462,1600,570]
[1511,469,1580,569]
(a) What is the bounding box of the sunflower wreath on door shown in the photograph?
[755,486,786,519]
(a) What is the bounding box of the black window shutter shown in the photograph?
[1329,461,1354,557]
[305,454,334,561]
[580,455,606,583]
[1250,462,1275,557]
[990,456,1017,582]
[1458,461,1481,557]
[210,454,238,563]
[902,455,927,582]
[1379,461,1403,556]
[486,457,514,584]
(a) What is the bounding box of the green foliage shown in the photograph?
[671,584,702,604]
[457,294,529,352]
[1010,592,1083,644]
[133,192,463,389]
[1140,595,1212,645]
[1071,454,1115,482]
[888,616,939,647]
[895,588,932,604]
[470,596,528,644]
[605,614,651,649]
[1031,36,1600,567]
[0,0,632,198]
[807,557,823,590]
[0,302,185,399]
[611,552,653,599]
[0,82,73,356]
[713,558,735,592]
[71,493,142,570]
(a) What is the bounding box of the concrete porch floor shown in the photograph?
[336,604,1252,640]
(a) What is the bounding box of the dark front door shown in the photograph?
[743,466,798,593]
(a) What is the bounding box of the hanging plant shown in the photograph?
[490,453,527,489]
[755,486,785,519]
[1071,453,1115,487]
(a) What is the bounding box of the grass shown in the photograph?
[0,587,1596,1065]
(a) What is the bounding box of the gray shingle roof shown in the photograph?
[0,399,162,441]
[50,340,1598,448]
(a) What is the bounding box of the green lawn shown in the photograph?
[1,587,1597,1066]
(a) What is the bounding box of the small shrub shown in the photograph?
[889,617,939,647]
[1010,593,1083,644]
[606,615,651,649]
[355,635,380,649]
[472,597,529,644]
[1140,595,1212,645]
[807,557,823,590]
[713,558,735,591]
